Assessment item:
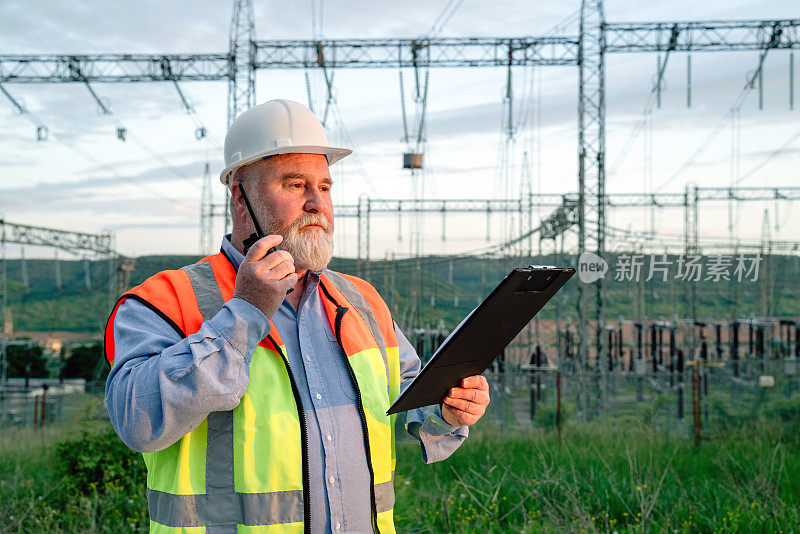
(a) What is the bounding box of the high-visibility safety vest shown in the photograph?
[104,251,401,534]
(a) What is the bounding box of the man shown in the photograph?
[105,99,490,534]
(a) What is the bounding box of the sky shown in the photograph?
[1,0,799,260]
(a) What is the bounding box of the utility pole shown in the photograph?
[760,209,773,317]
[0,229,7,391]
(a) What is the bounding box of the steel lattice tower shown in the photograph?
[577,1,607,408]
[2,3,800,397]
[201,0,257,249]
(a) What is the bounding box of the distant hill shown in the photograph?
[2,251,797,334]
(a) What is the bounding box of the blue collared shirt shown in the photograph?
[106,235,467,533]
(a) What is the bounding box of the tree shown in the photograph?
[7,343,49,379]
[63,342,108,381]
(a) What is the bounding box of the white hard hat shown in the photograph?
[219,99,352,186]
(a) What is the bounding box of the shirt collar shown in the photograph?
[221,234,245,271]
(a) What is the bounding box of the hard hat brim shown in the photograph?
[219,145,352,186]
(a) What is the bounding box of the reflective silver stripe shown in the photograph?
[181,261,225,322]
[205,410,235,533]
[324,270,390,385]
[374,480,396,514]
[147,489,305,528]
[148,489,201,526]
[178,261,236,533]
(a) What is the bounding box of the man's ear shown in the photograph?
[231,183,247,218]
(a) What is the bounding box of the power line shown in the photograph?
[655,28,785,192]
[0,84,196,210]
[78,82,203,191]
[170,79,224,152]
[424,0,465,38]
[735,126,800,185]
[329,99,379,197]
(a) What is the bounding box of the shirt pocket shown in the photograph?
[324,324,338,345]
[324,326,358,401]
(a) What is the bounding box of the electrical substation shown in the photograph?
[2,1,800,435]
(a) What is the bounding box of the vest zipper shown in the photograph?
[267,334,311,534]
[333,304,380,534]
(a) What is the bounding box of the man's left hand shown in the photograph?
[441,375,490,427]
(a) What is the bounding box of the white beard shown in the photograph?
[256,203,334,272]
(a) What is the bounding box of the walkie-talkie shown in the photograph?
[237,182,293,294]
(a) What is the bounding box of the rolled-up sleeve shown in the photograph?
[393,323,468,463]
[105,297,269,453]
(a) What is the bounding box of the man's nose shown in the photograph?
[303,186,326,213]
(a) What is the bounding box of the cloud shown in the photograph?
[1,195,197,228]
[102,220,198,231]
[0,1,229,54]
[0,159,206,210]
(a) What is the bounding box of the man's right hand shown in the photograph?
[232,235,297,319]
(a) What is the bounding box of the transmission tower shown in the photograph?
[2,2,800,385]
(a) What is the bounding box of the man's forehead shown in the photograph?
[237,153,331,183]
[261,153,329,175]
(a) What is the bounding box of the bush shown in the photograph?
[0,423,149,532]
[762,396,800,422]
[53,426,145,495]
[42,426,150,530]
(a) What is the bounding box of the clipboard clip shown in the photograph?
[517,266,559,293]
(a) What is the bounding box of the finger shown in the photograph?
[269,260,296,280]
[260,250,294,271]
[443,397,486,416]
[447,387,489,405]
[244,235,283,262]
[281,272,299,289]
[461,375,488,390]
[447,388,490,408]
[444,392,488,412]
[447,387,477,402]
[443,405,476,426]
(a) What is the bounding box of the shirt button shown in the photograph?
[316,393,322,400]
[329,476,335,485]
[306,355,311,362]
[326,434,332,442]
[335,522,341,530]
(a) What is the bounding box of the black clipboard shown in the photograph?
[387,266,575,415]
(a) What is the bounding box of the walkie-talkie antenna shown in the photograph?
[236,182,292,293]
[238,182,282,260]
[238,182,265,239]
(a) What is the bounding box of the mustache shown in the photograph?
[288,213,334,234]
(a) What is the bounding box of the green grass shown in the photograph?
[395,418,800,533]
[1,397,799,533]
